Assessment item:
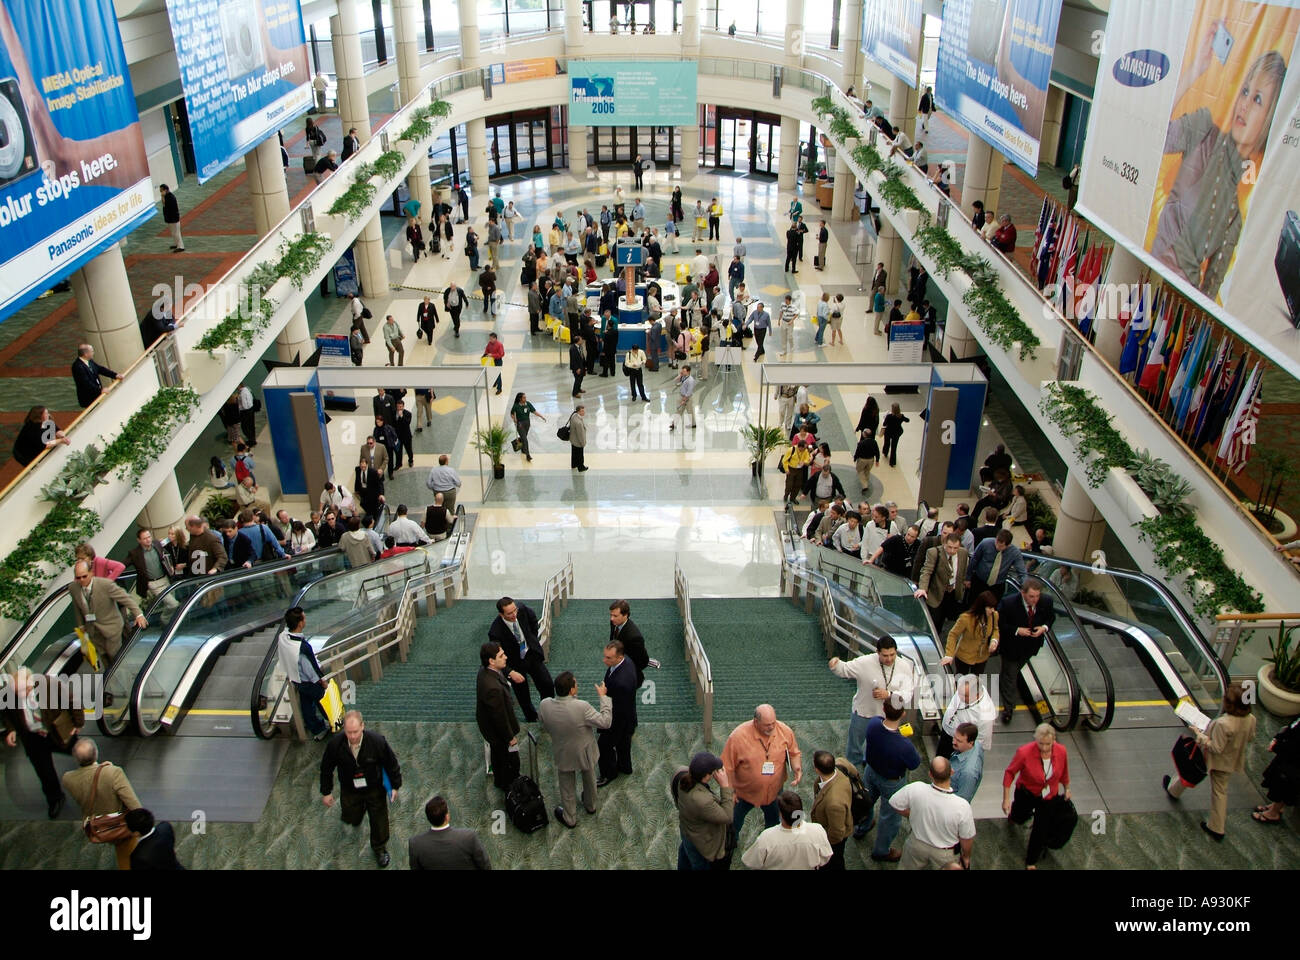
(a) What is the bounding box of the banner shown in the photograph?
[1075,0,1300,379]
[934,0,1064,175]
[489,58,558,85]
[568,61,697,126]
[166,0,312,183]
[861,0,923,89]
[0,0,153,322]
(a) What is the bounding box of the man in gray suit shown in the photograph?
[538,671,612,828]
[408,795,491,870]
[70,560,147,663]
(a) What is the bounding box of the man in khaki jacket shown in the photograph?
[69,560,147,663]
[538,671,612,828]
[62,738,142,869]
[811,750,856,870]
[913,533,969,639]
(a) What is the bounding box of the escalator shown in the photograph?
[1,572,138,679]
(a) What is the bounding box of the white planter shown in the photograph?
[1257,663,1300,717]
[185,350,230,395]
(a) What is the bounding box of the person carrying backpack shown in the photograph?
[237,511,286,565]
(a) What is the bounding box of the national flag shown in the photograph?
[1031,196,1051,271]
[1056,218,1079,312]
[1195,351,1244,450]
[1188,340,1227,442]
[1036,214,1058,290]
[1137,296,1169,392]
[1218,364,1263,474]
[1118,283,1146,376]
[1166,319,1201,420]
[1173,325,1211,432]
[1076,243,1104,338]
[1156,307,1187,413]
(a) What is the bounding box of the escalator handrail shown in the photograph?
[1018,573,1117,732]
[1028,553,1229,695]
[1006,576,1082,732]
[0,571,137,671]
[1073,606,1198,707]
[160,611,285,731]
[118,548,345,735]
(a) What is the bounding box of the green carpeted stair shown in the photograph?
[691,598,853,726]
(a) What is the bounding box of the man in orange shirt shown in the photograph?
[721,704,802,840]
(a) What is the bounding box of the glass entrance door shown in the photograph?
[488,122,511,176]
[716,116,737,169]
[751,119,780,176]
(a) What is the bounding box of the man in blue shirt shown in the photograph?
[968,529,1027,598]
[727,256,745,299]
[632,199,646,233]
[860,698,920,862]
[949,722,984,803]
[750,301,770,360]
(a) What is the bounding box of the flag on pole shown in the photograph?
[1173,325,1211,432]
[1166,319,1201,420]
[1036,214,1058,290]
[1187,339,1227,441]
[1076,243,1103,338]
[1118,282,1145,376]
[1196,351,1244,450]
[1031,196,1051,272]
[1056,217,1079,313]
[1217,364,1263,474]
[1157,307,1187,413]
[1137,295,1169,392]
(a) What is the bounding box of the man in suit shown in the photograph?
[596,640,638,786]
[71,344,122,408]
[608,599,649,687]
[353,457,385,520]
[971,507,1002,548]
[1,667,83,818]
[372,388,397,427]
[340,126,361,161]
[444,281,468,337]
[62,739,141,869]
[183,515,228,578]
[995,578,1055,724]
[487,597,555,722]
[125,808,184,870]
[373,416,400,478]
[125,528,176,608]
[538,671,612,828]
[358,434,389,479]
[476,642,521,791]
[320,710,402,868]
[392,400,415,470]
[415,296,439,342]
[408,795,491,869]
[913,533,970,639]
[969,529,1026,599]
[911,521,955,581]
[810,750,856,870]
[69,560,146,664]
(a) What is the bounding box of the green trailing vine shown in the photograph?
[963,284,1039,361]
[370,150,404,182]
[397,99,451,143]
[274,232,332,289]
[99,387,201,488]
[196,292,277,355]
[1038,382,1135,487]
[914,224,967,278]
[327,178,378,222]
[1136,514,1265,618]
[0,501,104,620]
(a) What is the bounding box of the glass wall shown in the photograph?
[431,0,461,50]
[308,0,462,76]
[802,0,839,49]
[483,0,564,36]
[583,0,677,31]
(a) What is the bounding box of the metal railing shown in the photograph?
[1212,612,1300,673]
[538,553,575,661]
[673,560,714,744]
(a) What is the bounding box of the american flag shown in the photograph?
[1031,197,1051,276]
[1217,363,1263,475]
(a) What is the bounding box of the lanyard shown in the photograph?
[881,661,895,688]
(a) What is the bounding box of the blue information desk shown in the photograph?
[583,279,677,354]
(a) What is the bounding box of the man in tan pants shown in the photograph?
[63,739,142,869]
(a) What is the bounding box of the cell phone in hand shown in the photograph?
[1212,23,1234,64]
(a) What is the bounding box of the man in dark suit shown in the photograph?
[971,507,1002,548]
[488,597,555,722]
[392,400,415,470]
[408,795,491,870]
[596,640,638,786]
[353,457,385,519]
[125,808,184,869]
[608,599,648,687]
[913,533,970,640]
[1,667,83,818]
[340,127,361,161]
[71,344,121,408]
[415,296,438,341]
[320,710,402,868]
[372,388,397,427]
[373,415,399,477]
[995,578,1056,724]
[476,642,521,791]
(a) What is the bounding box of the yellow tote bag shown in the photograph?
[480,356,492,366]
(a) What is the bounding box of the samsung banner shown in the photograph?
[1076,0,1300,378]
[0,0,154,322]
[166,0,312,183]
[934,0,1063,175]
[568,61,697,126]
[861,0,923,89]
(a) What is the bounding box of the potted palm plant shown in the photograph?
[474,423,509,479]
[1258,622,1300,718]
[742,425,787,479]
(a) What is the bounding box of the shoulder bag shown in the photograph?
[83,763,132,844]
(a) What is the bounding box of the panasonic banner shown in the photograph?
[0,0,154,322]
[166,0,312,183]
[568,61,697,126]
[1076,0,1300,379]
[861,0,923,88]
[934,0,1063,175]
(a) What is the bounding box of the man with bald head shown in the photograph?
[721,704,803,838]
[69,559,146,665]
[320,710,402,868]
[889,756,976,870]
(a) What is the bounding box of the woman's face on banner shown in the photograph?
[1231,72,1280,156]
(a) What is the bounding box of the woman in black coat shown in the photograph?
[855,395,880,436]
[1256,717,1300,824]
[881,402,909,467]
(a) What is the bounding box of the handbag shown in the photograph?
[83,763,132,844]
[360,307,373,320]
[557,424,571,442]
[510,437,522,452]
[252,397,262,413]
[1044,796,1078,850]
[480,356,492,366]
[1172,733,1208,787]
[622,364,632,377]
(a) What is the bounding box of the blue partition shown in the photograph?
[263,372,332,496]
[930,367,985,491]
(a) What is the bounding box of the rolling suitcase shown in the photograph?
[302,156,317,174]
[505,731,548,834]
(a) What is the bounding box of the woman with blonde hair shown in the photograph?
[1003,723,1072,868]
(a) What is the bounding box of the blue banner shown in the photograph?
[0,0,154,322]
[861,0,923,89]
[934,0,1063,175]
[166,0,312,183]
[569,61,697,126]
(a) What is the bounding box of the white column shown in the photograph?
[943,302,978,360]
[460,0,482,69]
[70,243,142,371]
[137,474,186,540]
[962,137,1005,219]
[830,151,855,222]
[330,5,373,148]
[1093,244,1143,369]
[355,214,390,299]
[467,119,490,196]
[682,0,700,54]
[785,0,805,66]
[565,0,588,54]
[1039,85,1067,172]
[393,0,433,218]
[839,0,864,93]
[680,126,700,180]
[570,125,589,176]
[876,217,903,296]
[778,116,799,191]
[888,75,918,138]
[1054,471,1107,561]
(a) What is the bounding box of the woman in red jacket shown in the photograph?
[1003,723,1071,868]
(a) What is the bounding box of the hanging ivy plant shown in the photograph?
[1038,382,1134,486]
[398,100,451,143]
[963,284,1039,361]
[0,501,104,620]
[99,387,201,488]
[914,224,967,278]
[1136,514,1265,618]
[195,293,277,355]
[371,150,405,182]
[275,232,332,289]
[328,179,378,223]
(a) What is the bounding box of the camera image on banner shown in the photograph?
[1075,0,1300,382]
[165,0,312,184]
[860,0,923,89]
[0,0,154,322]
[933,0,1064,176]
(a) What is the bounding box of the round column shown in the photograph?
[137,474,187,540]
[354,214,391,299]
[831,152,855,222]
[943,302,978,360]
[244,137,291,236]
[785,0,806,66]
[1054,471,1107,561]
[680,126,700,180]
[875,217,903,296]
[1039,86,1067,174]
[329,6,373,147]
[467,118,490,196]
[393,0,421,105]
[70,243,143,372]
[962,137,1005,219]
[681,0,700,53]
[839,0,864,93]
[888,76,918,138]
[570,125,589,177]
[565,0,588,53]
[1093,244,1143,370]
[778,116,799,191]
[459,0,482,69]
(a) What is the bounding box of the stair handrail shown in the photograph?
[674,560,714,745]
[538,553,575,661]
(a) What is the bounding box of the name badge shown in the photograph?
[761,761,776,776]
[84,613,97,623]
[352,773,367,789]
